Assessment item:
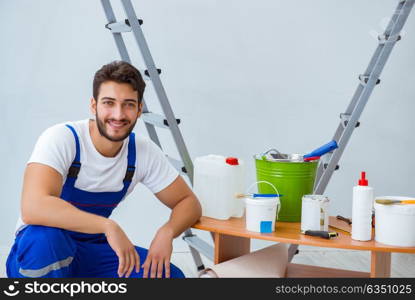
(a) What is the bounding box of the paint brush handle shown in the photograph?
[235,193,283,198]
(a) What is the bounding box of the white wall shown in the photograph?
[1,0,414,253]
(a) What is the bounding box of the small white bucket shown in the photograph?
[300,195,330,233]
[244,181,281,233]
[374,196,415,247]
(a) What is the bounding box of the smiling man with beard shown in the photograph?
[6,61,201,278]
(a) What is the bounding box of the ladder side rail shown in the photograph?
[360,0,406,77]
[101,0,162,147]
[314,0,412,189]
[101,0,131,63]
[120,0,194,182]
[314,0,414,194]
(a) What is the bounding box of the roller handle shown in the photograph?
[303,140,338,159]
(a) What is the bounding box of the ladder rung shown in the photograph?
[358,74,381,85]
[167,156,187,174]
[339,113,360,128]
[140,68,162,80]
[142,112,180,129]
[105,18,143,33]
[378,34,401,45]
[324,163,340,171]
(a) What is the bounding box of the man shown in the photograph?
[6,61,202,278]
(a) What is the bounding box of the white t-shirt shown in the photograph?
[15,119,179,235]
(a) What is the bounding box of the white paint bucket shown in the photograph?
[244,181,281,233]
[374,196,415,247]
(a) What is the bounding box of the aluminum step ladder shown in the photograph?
[100,0,211,271]
[288,0,414,260]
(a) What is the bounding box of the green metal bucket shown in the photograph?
[254,151,318,222]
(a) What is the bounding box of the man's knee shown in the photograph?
[13,225,76,277]
[20,225,73,250]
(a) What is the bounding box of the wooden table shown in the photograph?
[192,216,415,278]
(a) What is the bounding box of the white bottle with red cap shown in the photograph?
[351,171,374,241]
[193,155,245,220]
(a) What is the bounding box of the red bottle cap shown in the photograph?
[358,171,368,186]
[225,157,239,165]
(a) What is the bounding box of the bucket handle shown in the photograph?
[261,149,282,156]
[246,181,281,215]
[260,149,281,160]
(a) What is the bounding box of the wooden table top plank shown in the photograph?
[193,216,415,254]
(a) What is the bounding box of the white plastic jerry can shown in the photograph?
[193,155,245,220]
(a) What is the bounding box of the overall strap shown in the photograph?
[65,124,82,181]
[123,132,136,187]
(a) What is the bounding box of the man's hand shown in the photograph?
[142,176,201,279]
[142,226,174,278]
[104,220,140,278]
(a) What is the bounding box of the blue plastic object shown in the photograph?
[252,193,283,198]
[303,140,338,159]
[260,221,273,233]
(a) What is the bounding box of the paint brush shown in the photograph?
[375,199,415,205]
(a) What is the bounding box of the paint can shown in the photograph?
[374,196,415,247]
[244,181,281,233]
[300,195,330,233]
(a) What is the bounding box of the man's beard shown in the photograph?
[95,112,137,142]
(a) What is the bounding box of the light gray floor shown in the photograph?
[2,245,414,278]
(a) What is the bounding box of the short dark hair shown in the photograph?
[93,61,146,102]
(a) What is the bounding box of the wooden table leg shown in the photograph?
[214,233,250,264]
[370,251,391,278]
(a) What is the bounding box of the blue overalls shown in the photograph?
[6,125,185,278]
